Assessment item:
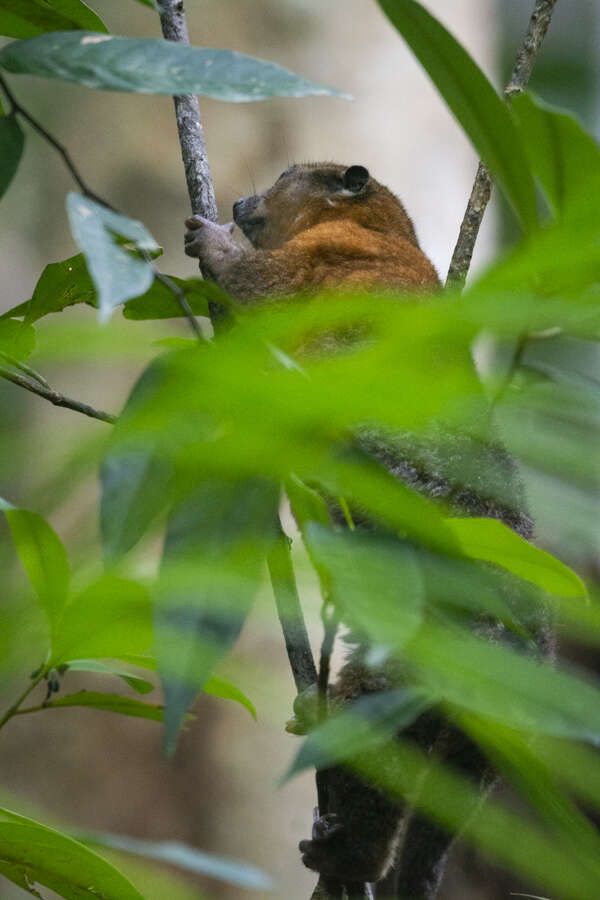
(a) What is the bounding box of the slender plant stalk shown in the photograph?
[446,0,560,287]
[0,670,45,731]
[0,365,116,423]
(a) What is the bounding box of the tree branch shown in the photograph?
[446,0,559,288]
[0,365,116,424]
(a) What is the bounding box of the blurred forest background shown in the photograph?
[1,1,599,898]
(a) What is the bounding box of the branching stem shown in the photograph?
[0,365,117,423]
[0,668,46,731]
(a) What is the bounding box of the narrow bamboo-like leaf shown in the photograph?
[0,0,106,39]
[0,807,145,900]
[0,32,351,100]
[377,0,537,231]
[65,659,155,694]
[511,93,600,221]
[156,477,279,755]
[50,576,152,665]
[204,675,257,720]
[0,112,24,199]
[37,690,163,721]
[445,517,587,598]
[287,688,432,777]
[4,508,70,637]
[66,192,158,322]
[75,831,274,890]
[304,523,424,649]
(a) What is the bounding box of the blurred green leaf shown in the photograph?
[0,32,351,100]
[0,318,35,359]
[0,0,106,39]
[3,508,69,638]
[64,659,155,695]
[204,675,257,720]
[37,691,162,721]
[76,831,274,890]
[155,477,279,755]
[411,623,600,742]
[0,253,96,323]
[0,807,145,900]
[285,474,331,529]
[66,192,158,322]
[50,575,152,665]
[377,0,537,231]
[131,0,157,9]
[512,93,600,222]
[445,517,587,598]
[304,523,423,649]
[0,112,24,199]
[288,688,432,776]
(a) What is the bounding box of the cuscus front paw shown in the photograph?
[183,215,235,258]
[299,813,346,876]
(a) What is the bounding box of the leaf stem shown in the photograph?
[446,0,560,287]
[0,669,46,730]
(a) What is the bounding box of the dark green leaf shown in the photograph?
[0,32,351,100]
[288,688,432,776]
[1,253,96,323]
[66,192,158,322]
[65,659,155,694]
[445,517,587,598]
[0,0,106,39]
[50,575,152,665]
[304,523,423,649]
[75,831,274,890]
[156,477,280,755]
[377,0,537,231]
[511,92,600,222]
[4,508,70,637]
[0,807,145,900]
[123,276,222,320]
[0,112,24,199]
[39,690,163,721]
[0,318,36,359]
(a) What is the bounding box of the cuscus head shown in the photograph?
[232,162,417,249]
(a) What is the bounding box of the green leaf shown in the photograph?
[0,318,36,360]
[3,508,70,638]
[122,276,222,320]
[284,474,331,529]
[0,112,24,199]
[511,92,600,222]
[0,32,351,100]
[156,477,280,755]
[445,517,587,599]
[38,690,163,721]
[377,0,537,232]
[303,523,424,649]
[74,832,274,891]
[65,659,155,695]
[1,253,96,323]
[66,192,158,322]
[411,623,600,742]
[0,0,106,39]
[0,807,145,900]
[287,688,433,777]
[204,675,256,720]
[50,575,152,665]
[131,0,157,8]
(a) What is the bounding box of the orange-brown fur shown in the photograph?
[184,162,439,300]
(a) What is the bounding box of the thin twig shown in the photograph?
[0,669,46,730]
[0,74,115,211]
[446,0,559,288]
[153,270,204,341]
[0,366,116,424]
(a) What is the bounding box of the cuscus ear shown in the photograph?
[342,165,369,193]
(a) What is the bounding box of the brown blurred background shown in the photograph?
[1,1,599,898]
